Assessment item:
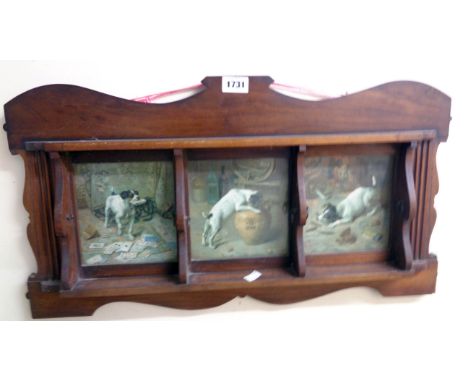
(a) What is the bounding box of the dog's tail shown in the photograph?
[316,189,328,201]
[110,186,116,195]
[371,175,377,187]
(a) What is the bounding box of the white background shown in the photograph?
[1,1,467,381]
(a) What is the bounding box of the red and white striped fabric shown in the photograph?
[133,82,332,104]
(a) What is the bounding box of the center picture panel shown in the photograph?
[187,150,290,261]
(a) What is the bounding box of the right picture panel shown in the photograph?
[304,153,394,255]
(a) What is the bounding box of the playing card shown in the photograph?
[104,242,120,255]
[86,254,104,265]
[89,242,105,249]
[116,241,133,252]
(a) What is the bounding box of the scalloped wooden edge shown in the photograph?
[26,257,437,318]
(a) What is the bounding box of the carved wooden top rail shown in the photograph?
[5,76,449,151]
[3,76,451,318]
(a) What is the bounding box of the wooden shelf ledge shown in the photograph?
[24,130,437,152]
[26,257,437,318]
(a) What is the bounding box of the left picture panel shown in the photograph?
[73,159,177,266]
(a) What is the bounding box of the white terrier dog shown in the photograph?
[104,189,146,239]
[202,188,261,248]
[317,176,379,228]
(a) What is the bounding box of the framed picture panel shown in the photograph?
[187,149,290,261]
[304,146,394,256]
[72,155,177,266]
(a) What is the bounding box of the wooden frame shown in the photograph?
[3,76,450,318]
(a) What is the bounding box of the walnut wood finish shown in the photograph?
[5,77,449,152]
[26,258,438,318]
[389,143,417,270]
[23,130,436,152]
[4,77,451,318]
[410,139,439,259]
[174,149,189,283]
[291,145,307,276]
[19,151,59,280]
[50,152,80,289]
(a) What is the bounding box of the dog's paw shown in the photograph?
[366,208,379,217]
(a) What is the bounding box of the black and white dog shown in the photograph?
[104,189,146,239]
[317,176,379,228]
[202,188,261,249]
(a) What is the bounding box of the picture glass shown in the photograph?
[304,154,393,255]
[188,156,289,261]
[73,160,177,266]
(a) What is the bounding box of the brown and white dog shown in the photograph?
[104,189,146,239]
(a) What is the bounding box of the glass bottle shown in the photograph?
[207,168,220,204]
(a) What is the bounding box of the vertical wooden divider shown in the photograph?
[20,151,59,281]
[390,142,417,270]
[291,145,307,277]
[174,149,190,283]
[49,152,80,290]
[420,139,439,258]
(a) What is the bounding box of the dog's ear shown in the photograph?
[322,203,335,213]
[320,203,338,222]
[120,191,130,199]
[325,203,336,211]
[249,192,261,205]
